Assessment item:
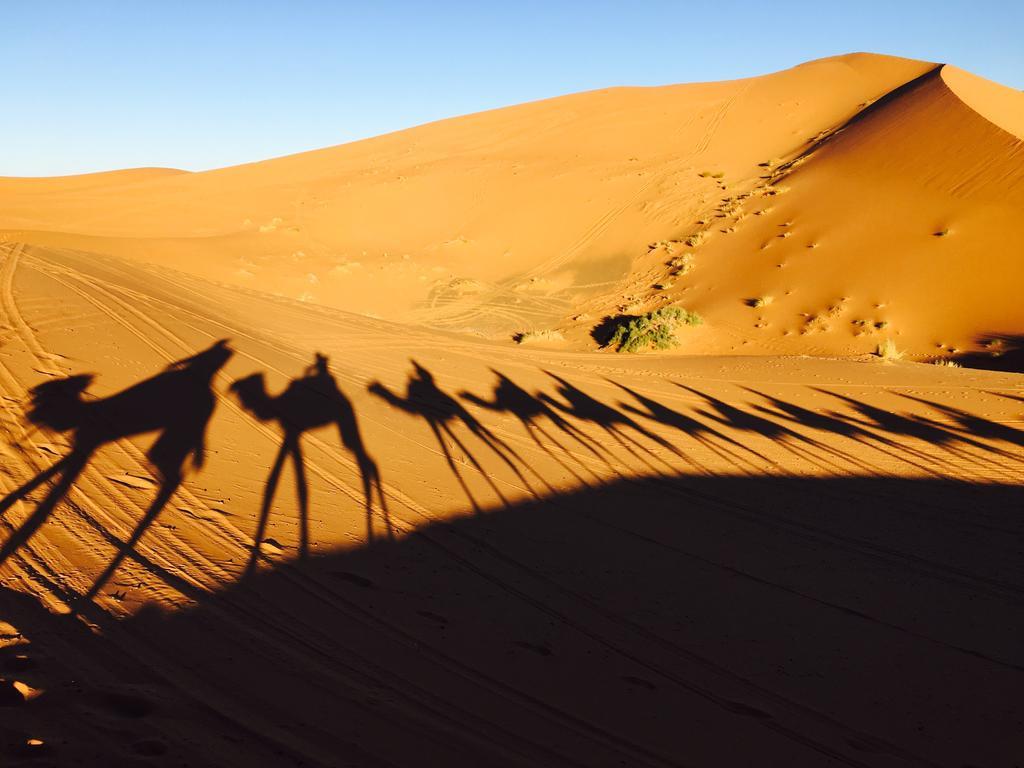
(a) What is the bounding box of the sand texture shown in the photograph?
[1,53,1022,766]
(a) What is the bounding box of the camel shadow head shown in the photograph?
[27,374,95,432]
[230,373,277,421]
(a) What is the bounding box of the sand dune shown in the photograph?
[10,51,1023,357]
[1,53,1023,766]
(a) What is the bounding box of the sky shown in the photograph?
[4,0,1022,176]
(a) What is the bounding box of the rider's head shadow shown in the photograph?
[0,340,233,601]
[231,352,389,574]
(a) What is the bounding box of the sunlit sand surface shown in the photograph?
[1,53,1022,766]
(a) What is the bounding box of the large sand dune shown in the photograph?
[1,53,1023,766]
[3,52,1022,357]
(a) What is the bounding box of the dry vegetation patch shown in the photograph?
[600,307,703,353]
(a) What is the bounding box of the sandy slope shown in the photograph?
[2,53,1021,358]
[0,242,1022,766]
[1,52,1023,766]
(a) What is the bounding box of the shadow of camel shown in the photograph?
[459,370,610,489]
[231,353,389,573]
[611,381,769,474]
[369,360,534,511]
[811,387,1014,470]
[540,372,683,474]
[678,384,866,474]
[0,340,232,600]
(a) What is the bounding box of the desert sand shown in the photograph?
[0,53,1022,766]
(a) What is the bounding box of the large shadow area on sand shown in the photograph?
[3,473,1022,767]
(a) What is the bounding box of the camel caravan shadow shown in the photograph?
[231,353,390,573]
[2,344,1024,620]
[0,340,233,600]
[0,344,389,601]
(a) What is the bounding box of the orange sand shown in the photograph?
[1,54,1022,766]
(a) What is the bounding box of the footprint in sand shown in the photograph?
[5,735,48,759]
[177,505,231,522]
[107,473,157,490]
[258,537,285,556]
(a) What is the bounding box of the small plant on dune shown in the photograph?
[667,253,693,268]
[931,358,961,368]
[876,339,903,362]
[934,228,950,237]
[684,231,708,248]
[750,296,773,308]
[606,306,703,353]
[984,338,1005,356]
[514,329,564,345]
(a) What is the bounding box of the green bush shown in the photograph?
[607,307,703,353]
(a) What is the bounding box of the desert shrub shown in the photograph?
[984,338,1005,355]
[606,307,703,353]
[750,296,773,308]
[876,339,903,362]
[667,253,694,275]
[931,358,961,367]
[514,329,564,344]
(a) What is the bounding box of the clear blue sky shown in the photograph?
[4,0,1022,176]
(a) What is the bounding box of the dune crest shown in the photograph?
[942,64,1024,140]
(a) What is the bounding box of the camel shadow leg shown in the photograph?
[429,421,482,513]
[0,452,72,519]
[246,437,291,575]
[0,451,89,566]
[84,474,182,601]
[292,437,309,559]
[442,423,509,507]
[359,458,393,543]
